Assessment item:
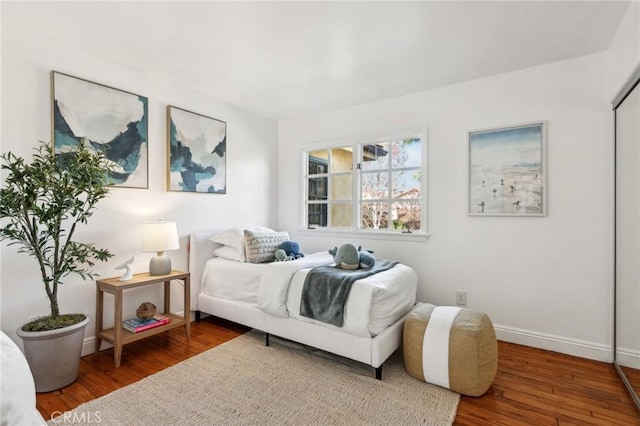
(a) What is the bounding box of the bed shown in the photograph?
[188,229,418,379]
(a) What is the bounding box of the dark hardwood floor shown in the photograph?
[37,317,640,425]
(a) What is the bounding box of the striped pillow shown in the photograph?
[243,230,289,263]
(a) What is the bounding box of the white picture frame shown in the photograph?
[167,106,227,194]
[51,71,149,189]
[468,121,547,216]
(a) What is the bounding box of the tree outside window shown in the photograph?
[304,132,425,234]
[360,138,422,231]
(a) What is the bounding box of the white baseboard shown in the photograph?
[494,324,613,363]
[82,336,104,356]
[616,347,640,369]
[83,319,615,363]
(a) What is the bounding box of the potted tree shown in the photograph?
[0,141,113,392]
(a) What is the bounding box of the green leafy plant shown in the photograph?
[0,141,114,331]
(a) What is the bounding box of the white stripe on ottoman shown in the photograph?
[421,306,461,388]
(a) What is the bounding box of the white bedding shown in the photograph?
[201,258,265,304]
[200,252,417,338]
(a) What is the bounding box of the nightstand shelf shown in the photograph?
[95,270,190,367]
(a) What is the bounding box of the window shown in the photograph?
[303,130,426,234]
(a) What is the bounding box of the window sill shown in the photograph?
[298,228,430,243]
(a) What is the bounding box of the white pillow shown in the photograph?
[210,227,275,261]
[212,246,243,262]
[244,229,289,263]
[210,228,244,252]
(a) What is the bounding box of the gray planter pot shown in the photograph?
[16,316,89,392]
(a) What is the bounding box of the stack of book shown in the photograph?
[123,313,170,333]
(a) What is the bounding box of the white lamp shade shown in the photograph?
[142,221,180,253]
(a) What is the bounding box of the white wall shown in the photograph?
[0,23,279,350]
[279,53,613,361]
[607,1,640,99]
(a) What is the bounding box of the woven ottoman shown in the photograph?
[403,303,497,397]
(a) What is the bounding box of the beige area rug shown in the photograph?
[49,331,459,425]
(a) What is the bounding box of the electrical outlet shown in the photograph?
[456,291,467,306]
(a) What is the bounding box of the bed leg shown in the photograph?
[375,365,383,380]
[265,333,270,347]
[195,310,201,322]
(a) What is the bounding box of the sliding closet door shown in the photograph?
[615,73,640,409]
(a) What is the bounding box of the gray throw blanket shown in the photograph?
[300,259,398,327]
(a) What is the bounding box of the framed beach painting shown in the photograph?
[167,106,227,194]
[51,71,149,188]
[468,122,546,216]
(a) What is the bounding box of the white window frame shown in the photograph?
[299,128,429,242]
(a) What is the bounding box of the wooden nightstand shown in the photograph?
[95,270,190,367]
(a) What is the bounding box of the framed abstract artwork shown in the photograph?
[167,106,227,194]
[468,121,546,216]
[51,71,149,188]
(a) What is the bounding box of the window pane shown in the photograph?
[392,170,421,198]
[391,201,421,231]
[331,203,351,227]
[361,202,389,229]
[361,171,388,200]
[308,204,327,227]
[331,174,352,200]
[361,142,389,170]
[330,147,353,172]
[308,151,328,175]
[304,131,425,233]
[392,138,422,168]
[307,177,327,200]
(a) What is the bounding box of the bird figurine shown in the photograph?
[115,256,134,281]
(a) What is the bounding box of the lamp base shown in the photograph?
[149,253,172,276]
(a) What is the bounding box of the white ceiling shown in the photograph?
[2,1,631,121]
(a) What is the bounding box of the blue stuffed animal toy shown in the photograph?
[328,243,375,269]
[280,241,304,259]
[358,250,375,269]
[274,249,294,262]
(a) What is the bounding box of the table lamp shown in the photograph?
[142,220,179,275]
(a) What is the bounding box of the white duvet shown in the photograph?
[201,252,418,337]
